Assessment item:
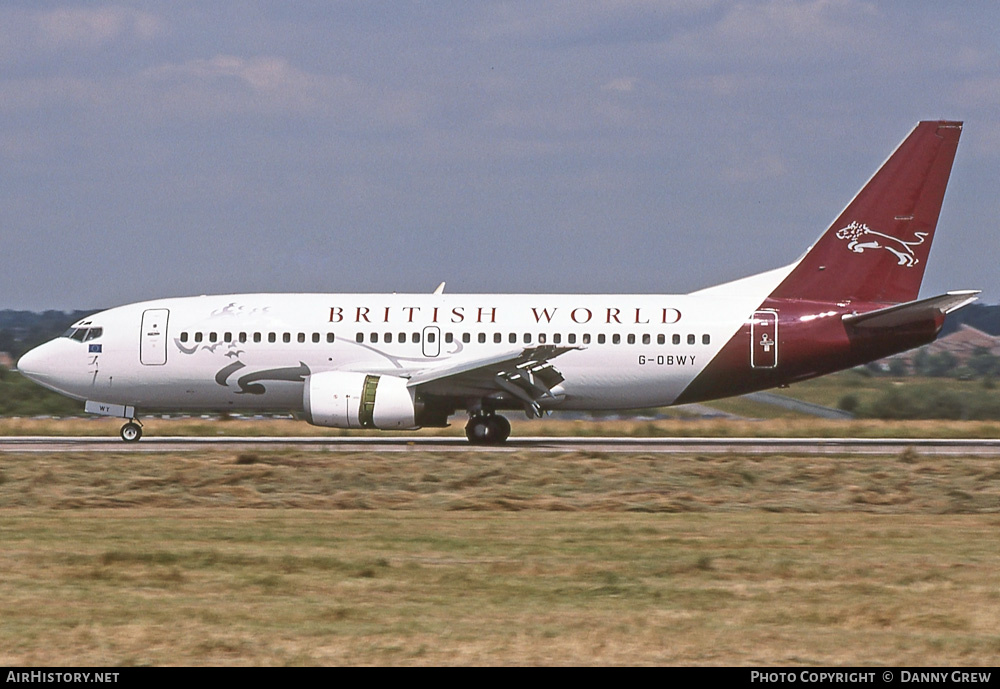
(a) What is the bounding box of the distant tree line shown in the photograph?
[937,303,1000,337]
[0,309,98,359]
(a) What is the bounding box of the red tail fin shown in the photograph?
[770,121,962,304]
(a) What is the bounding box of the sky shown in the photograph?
[2,1,999,310]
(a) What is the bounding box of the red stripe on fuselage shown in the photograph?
[674,298,943,405]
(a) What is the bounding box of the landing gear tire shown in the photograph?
[493,415,511,442]
[120,421,142,443]
[465,414,511,445]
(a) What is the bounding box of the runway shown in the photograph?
[3,436,1000,454]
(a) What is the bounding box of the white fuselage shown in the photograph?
[18,270,785,416]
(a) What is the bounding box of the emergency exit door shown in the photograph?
[140,308,170,365]
[750,310,778,369]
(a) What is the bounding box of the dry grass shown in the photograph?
[2,448,999,513]
[1,448,999,665]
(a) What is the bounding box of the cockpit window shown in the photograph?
[62,327,103,342]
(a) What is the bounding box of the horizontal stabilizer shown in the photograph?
[842,290,979,330]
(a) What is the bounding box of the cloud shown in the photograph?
[474,0,715,43]
[0,5,165,66]
[668,0,880,64]
[138,55,429,127]
[602,77,638,92]
[144,55,323,103]
[33,6,164,50]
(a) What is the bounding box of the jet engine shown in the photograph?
[303,371,418,429]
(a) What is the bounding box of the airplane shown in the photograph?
[17,120,976,444]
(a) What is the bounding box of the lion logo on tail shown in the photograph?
[835,221,927,267]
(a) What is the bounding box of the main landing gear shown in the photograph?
[465,412,511,445]
[120,419,143,442]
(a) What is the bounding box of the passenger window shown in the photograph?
[268,333,276,343]
[613,334,621,345]
[509,333,517,344]
[687,334,695,345]
[195,332,203,343]
[209,332,218,343]
[180,332,188,343]
[413,333,420,343]
[642,334,650,345]
[356,333,363,343]
[553,334,561,344]
[478,333,486,344]
[283,333,291,343]
[494,333,502,344]
[253,332,262,343]
[582,334,591,344]
[539,333,547,344]
[239,332,248,343]
[444,333,452,343]
[524,333,532,344]
[462,333,471,343]
[703,334,711,345]
[327,333,335,343]
[384,333,393,343]
[400,333,407,343]
[627,334,635,345]
[427,332,436,343]
[672,334,680,345]
[597,334,606,344]
[224,332,233,343]
[370,333,378,343]
[657,334,665,345]
[312,333,320,343]
[298,333,306,343]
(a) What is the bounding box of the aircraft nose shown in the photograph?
[17,345,48,381]
[17,340,68,389]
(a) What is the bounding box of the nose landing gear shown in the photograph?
[465,413,511,445]
[120,420,143,442]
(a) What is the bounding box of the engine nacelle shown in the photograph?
[304,371,419,429]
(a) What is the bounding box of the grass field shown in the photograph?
[1,447,998,665]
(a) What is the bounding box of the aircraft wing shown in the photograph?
[407,345,579,417]
[843,290,979,330]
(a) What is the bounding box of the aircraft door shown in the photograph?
[750,310,778,369]
[140,308,170,366]
[422,326,440,358]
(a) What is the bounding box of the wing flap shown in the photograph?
[408,345,579,416]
